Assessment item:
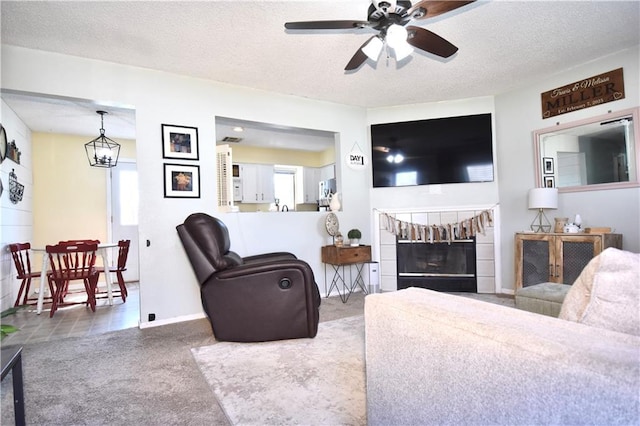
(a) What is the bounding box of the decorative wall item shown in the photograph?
[163,163,200,198]
[0,124,7,164]
[379,210,494,244]
[543,157,554,174]
[9,169,24,204]
[162,124,199,160]
[544,176,555,188]
[7,139,21,164]
[540,68,625,119]
[345,142,368,171]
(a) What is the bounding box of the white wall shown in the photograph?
[364,47,639,293]
[1,45,369,326]
[495,47,640,290]
[0,100,34,311]
[2,43,638,324]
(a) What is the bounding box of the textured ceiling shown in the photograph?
[1,0,639,141]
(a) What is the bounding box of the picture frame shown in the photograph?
[163,163,200,198]
[162,124,199,160]
[544,176,555,188]
[543,157,554,174]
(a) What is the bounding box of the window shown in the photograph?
[274,167,297,211]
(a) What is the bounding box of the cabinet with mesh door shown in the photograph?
[515,232,622,289]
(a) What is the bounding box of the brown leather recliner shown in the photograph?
[176,212,321,342]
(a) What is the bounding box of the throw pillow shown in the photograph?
[560,247,640,336]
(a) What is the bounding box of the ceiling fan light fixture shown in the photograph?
[386,24,408,48]
[362,36,384,60]
[393,42,414,61]
[386,152,404,163]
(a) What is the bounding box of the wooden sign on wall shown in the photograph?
[541,68,625,119]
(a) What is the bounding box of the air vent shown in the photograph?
[222,136,243,143]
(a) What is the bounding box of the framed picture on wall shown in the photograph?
[544,176,555,188]
[164,163,200,198]
[162,124,199,160]
[543,157,554,174]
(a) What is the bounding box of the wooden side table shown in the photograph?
[1,346,26,426]
[321,245,372,303]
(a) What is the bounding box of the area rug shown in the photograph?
[191,315,366,426]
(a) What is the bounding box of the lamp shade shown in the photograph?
[528,187,558,209]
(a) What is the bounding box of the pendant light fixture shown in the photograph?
[85,110,120,168]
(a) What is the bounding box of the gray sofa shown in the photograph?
[365,249,640,425]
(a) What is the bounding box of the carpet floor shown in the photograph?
[1,291,512,425]
[1,293,365,425]
[192,315,366,426]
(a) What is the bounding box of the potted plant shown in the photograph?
[347,229,362,246]
[1,306,23,341]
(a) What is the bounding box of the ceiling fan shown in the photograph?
[284,0,476,71]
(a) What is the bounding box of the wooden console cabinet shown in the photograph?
[515,232,622,289]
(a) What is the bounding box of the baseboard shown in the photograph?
[139,312,207,329]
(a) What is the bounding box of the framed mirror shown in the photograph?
[534,107,639,192]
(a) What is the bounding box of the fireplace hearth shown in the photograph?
[396,238,477,292]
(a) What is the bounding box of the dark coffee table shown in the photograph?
[1,346,25,426]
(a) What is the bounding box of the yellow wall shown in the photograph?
[230,144,335,167]
[32,132,136,248]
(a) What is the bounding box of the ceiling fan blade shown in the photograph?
[285,20,370,30]
[344,36,376,71]
[408,0,476,20]
[406,26,458,58]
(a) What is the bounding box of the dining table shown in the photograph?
[33,242,119,315]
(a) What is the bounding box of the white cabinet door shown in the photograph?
[320,163,335,181]
[258,164,275,203]
[303,167,320,203]
[240,163,259,202]
[240,164,274,203]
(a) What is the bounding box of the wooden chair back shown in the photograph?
[9,242,33,280]
[8,242,52,307]
[115,240,130,271]
[46,243,100,317]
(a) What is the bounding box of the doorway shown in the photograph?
[109,160,140,283]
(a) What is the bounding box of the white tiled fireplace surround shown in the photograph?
[374,207,500,294]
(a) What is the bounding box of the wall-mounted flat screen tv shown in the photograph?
[371,113,494,188]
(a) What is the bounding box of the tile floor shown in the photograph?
[2,283,140,345]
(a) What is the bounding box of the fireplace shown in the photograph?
[396,238,477,292]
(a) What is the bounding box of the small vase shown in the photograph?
[554,217,568,233]
[329,192,341,212]
[350,239,360,247]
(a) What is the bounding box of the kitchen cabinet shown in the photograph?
[514,232,622,289]
[320,163,335,181]
[302,167,320,203]
[240,163,275,203]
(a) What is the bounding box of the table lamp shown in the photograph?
[528,187,558,232]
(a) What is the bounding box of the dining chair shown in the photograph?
[46,242,100,317]
[55,239,100,299]
[95,239,130,302]
[9,242,54,307]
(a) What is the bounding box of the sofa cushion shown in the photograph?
[559,247,640,336]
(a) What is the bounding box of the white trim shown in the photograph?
[373,203,499,214]
[139,312,207,329]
